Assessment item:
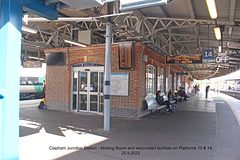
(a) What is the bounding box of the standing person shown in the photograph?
[206,85,210,98]
[168,89,173,101]
[197,85,200,91]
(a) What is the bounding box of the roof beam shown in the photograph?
[23,0,58,20]
[186,0,195,19]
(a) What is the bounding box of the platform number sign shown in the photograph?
[202,49,214,60]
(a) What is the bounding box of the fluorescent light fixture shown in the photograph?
[120,0,167,11]
[206,0,218,19]
[22,26,38,34]
[28,56,45,61]
[64,40,87,47]
[214,26,221,40]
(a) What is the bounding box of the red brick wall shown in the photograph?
[44,42,187,117]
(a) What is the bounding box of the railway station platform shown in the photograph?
[19,91,240,160]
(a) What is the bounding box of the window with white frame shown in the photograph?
[177,76,181,90]
[146,65,156,96]
[168,73,173,92]
[157,68,165,93]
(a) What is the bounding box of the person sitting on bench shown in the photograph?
[168,89,176,112]
[180,87,188,101]
[156,90,164,105]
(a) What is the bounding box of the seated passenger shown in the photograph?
[180,88,188,101]
[156,90,164,105]
[174,91,179,103]
[168,89,176,112]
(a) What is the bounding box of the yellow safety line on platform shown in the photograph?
[222,96,240,127]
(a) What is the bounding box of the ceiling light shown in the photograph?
[206,0,218,19]
[28,56,44,61]
[214,26,221,40]
[22,26,38,34]
[64,40,87,47]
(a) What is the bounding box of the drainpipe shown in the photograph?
[66,48,69,70]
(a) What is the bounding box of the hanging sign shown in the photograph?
[166,55,202,64]
[202,49,214,60]
[118,42,133,69]
[218,52,226,57]
[215,56,229,64]
[176,72,188,76]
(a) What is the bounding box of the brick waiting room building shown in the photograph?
[44,42,190,118]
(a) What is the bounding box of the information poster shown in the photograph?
[110,73,129,96]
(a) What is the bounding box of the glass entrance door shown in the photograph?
[71,66,104,113]
[88,72,104,112]
[78,72,88,111]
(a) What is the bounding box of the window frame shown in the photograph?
[146,65,156,96]
[157,68,165,93]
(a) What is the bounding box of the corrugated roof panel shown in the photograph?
[216,0,230,19]
[139,6,165,17]
[193,0,211,19]
[164,0,190,18]
[235,0,240,19]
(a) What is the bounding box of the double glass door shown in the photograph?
[72,67,104,113]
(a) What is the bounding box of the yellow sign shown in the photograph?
[166,55,202,64]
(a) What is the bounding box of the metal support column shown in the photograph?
[167,29,172,93]
[167,65,171,92]
[168,29,172,55]
[196,25,200,54]
[0,0,23,159]
[220,25,225,53]
[184,75,187,92]
[104,23,112,131]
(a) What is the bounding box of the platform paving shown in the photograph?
[19,91,240,160]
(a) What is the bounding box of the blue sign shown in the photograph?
[176,72,188,76]
[202,49,214,60]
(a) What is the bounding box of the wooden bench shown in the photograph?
[145,95,167,116]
